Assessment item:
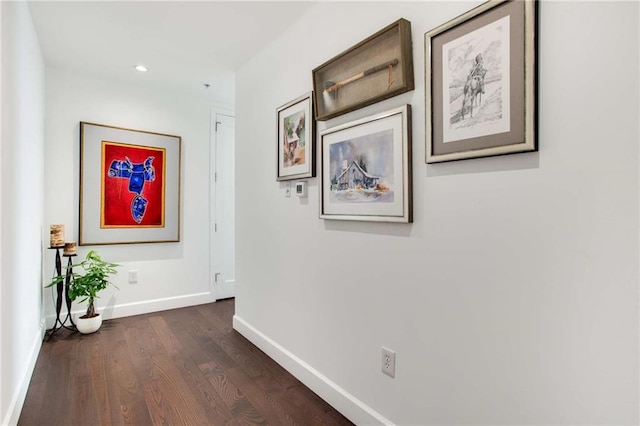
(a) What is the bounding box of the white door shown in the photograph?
[212,112,235,300]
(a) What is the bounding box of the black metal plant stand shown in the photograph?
[45,247,76,340]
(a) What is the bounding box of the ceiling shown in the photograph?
[27,1,316,106]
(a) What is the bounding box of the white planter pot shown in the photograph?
[75,313,102,334]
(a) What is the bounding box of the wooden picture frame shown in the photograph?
[276,92,315,181]
[425,0,538,163]
[320,105,412,223]
[313,18,414,121]
[79,122,181,245]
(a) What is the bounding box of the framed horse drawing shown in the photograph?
[424,0,538,163]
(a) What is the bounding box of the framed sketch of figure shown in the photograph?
[425,0,538,163]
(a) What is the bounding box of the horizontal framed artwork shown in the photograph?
[79,122,181,245]
[313,18,414,121]
[425,0,538,163]
[320,104,412,223]
[276,92,315,181]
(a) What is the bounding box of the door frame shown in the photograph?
[210,107,235,300]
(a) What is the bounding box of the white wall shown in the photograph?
[0,1,45,424]
[44,67,222,322]
[234,2,639,425]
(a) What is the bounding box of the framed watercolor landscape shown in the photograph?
[425,0,538,163]
[319,105,412,223]
[276,92,315,181]
[79,122,181,245]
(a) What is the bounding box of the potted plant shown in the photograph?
[47,250,119,334]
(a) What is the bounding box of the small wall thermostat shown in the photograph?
[294,181,307,197]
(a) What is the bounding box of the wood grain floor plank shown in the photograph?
[142,377,185,425]
[216,332,270,379]
[98,325,153,425]
[91,332,123,426]
[161,310,236,424]
[146,320,213,425]
[123,316,166,382]
[199,360,266,424]
[254,376,336,426]
[38,337,75,426]
[15,381,46,426]
[287,383,351,426]
[227,329,301,389]
[196,302,234,334]
[18,299,353,426]
[289,382,354,425]
[143,353,214,425]
[164,307,220,363]
[174,307,239,370]
[67,337,102,426]
[17,344,52,425]
[192,307,301,391]
[148,315,185,356]
[225,366,298,426]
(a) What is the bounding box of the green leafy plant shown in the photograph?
[46,250,119,318]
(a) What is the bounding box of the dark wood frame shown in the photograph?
[425,0,538,163]
[313,18,414,121]
[319,105,412,223]
[276,92,316,181]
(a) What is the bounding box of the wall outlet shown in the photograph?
[381,347,396,378]
[128,270,138,284]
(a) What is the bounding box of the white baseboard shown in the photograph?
[2,324,43,426]
[233,315,392,426]
[45,291,215,325]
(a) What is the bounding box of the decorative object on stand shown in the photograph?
[276,92,315,181]
[79,122,181,245]
[425,0,538,163]
[319,104,412,223]
[313,18,414,121]
[50,224,65,247]
[45,224,76,341]
[63,241,77,256]
[46,250,120,335]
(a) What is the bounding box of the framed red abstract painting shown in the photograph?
[80,122,181,245]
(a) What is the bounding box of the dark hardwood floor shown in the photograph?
[19,299,353,425]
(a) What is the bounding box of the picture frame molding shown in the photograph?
[276,92,316,181]
[425,0,538,163]
[319,104,412,223]
[313,18,414,121]
[79,121,181,245]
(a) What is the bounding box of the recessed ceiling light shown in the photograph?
[135,65,148,72]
